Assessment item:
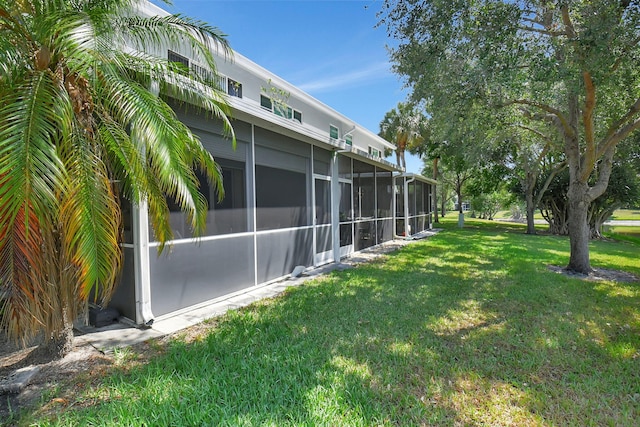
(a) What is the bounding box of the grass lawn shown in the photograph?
[610,209,640,221]
[604,225,640,246]
[493,210,545,221]
[495,208,640,222]
[18,218,640,426]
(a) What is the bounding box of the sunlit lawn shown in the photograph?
[495,208,640,222]
[20,217,640,426]
[494,209,545,220]
[610,209,640,221]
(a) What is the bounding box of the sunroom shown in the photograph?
[107,2,436,326]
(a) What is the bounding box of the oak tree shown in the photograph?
[381,0,640,273]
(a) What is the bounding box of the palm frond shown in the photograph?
[0,0,236,349]
[58,127,122,302]
[111,49,236,142]
[95,109,148,205]
[116,13,231,67]
[0,70,67,225]
[98,62,216,235]
[0,200,50,344]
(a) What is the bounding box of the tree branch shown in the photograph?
[518,25,567,37]
[580,72,596,182]
[610,35,640,73]
[521,16,541,26]
[587,146,616,203]
[515,124,553,144]
[503,99,573,138]
[534,160,567,208]
[560,5,577,39]
[597,96,640,156]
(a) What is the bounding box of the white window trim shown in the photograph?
[227,77,243,98]
[368,146,381,158]
[260,95,302,123]
[329,124,339,141]
[168,50,239,96]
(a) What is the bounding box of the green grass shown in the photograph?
[606,225,640,236]
[494,210,544,220]
[604,225,640,245]
[494,208,640,222]
[19,218,640,426]
[610,209,640,221]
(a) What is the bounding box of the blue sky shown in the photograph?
[151,0,425,174]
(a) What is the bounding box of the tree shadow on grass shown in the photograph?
[28,230,640,426]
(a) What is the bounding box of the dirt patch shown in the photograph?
[0,320,219,421]
[547,265,639,283]
[0,339,113,420]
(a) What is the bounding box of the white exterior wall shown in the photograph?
[114,1,423,325]
[139,1,398,169]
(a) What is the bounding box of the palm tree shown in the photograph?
[0,0,234,360]
[378,102,427,169]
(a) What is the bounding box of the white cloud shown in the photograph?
[297,61,392,93]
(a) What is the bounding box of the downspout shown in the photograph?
[133,201,154,326]
[404,175,416,238]
[342,126,356,139]
[133,79,157,327]
[331,151,341,263]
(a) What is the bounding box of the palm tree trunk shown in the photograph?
[37,326,74,360]
[30,307,74,362]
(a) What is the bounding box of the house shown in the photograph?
[108,2,436,326]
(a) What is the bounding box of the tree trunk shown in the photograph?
[29,323,74,362]
[396,150,406,169]
[456,184,464,228]
[432,185,439,223]
[525,188,536,235]
[591,218,605,239]
[433,157,439,223]
[29,301,75,362]
[590,204,619,239]
[566,182,592,274]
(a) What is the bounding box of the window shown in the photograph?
[313,146,331,176]
[228,78,242,98]
[408,181,416,216]
[260,94,273,110]
[190,63,216,86]
[395,181,405,216]
[273,100,292,119]
[255,165,308,230]
[165,158,248,238]
[211,74,226,91]
[338,155,352,179]
[168,50,233,93]
[345,134,352,146]
[329,125,339,140]
[368,146,381,158]
[315,179,331,225]
[339,182,353,222]
[353,160,375,219]
[339,181,353,247]
[416,181,425,214]
[261,95,301,123]
[376,170,393,218]
[168,50,189,75]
